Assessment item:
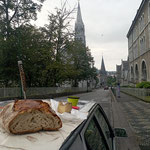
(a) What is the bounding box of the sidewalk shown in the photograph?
[114,92,150,150]
[116,91,141,102]
[110,90,140,150]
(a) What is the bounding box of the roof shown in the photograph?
[127,0,146,38]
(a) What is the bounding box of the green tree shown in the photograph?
[40,4,75,86]
[66,40,96,87]
[0,0,45,38]
[0,1,97,88]
[0,0,46,86]
[107,76,116,86]
[0,25,51,87]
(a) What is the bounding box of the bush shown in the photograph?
[136,82,150,88]
[143,83,150,89]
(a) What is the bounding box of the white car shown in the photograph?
[0,100,127,150]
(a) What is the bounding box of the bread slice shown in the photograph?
[0,100,62,134]
[57,101,72,114]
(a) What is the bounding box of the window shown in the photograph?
[139,18,141,31]
[133,26,138,41]
[148,1,150,21]
[149,26,150,48]
[142,13,145,29]
[131,66,134,82]
[133,43,138,59]
[143,35,146,52]
[135,64,139,83]
[139,14,145,32]
[84,118,108,150]
[95,109,113,150]
[141,61,147,81]
[140,36,146,55]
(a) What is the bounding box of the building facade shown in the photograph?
[116,65,121,84]
[127,0,150,83]
[120,60,129,86]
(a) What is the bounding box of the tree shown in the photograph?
[0,0,46,86]
[0,0,45,38]
[40,3,75,86]
[66,40,96,87]
[0,1,98,88]
[107,76,116,86]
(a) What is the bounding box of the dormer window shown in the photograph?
[139,17,142,31]
[142,13,145,29]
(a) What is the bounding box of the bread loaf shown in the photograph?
[0,100,62,134]
[57,101,72,114]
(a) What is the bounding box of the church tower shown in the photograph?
[100,56,107,86]
[75,1,86,46]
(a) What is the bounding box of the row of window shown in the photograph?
[139,35,146,54]
[128,1,150,47]
[129,35,146,62]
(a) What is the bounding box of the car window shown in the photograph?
[84,117,108,150]
[95,109,113,150]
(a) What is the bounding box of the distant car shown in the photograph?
[60,103,127,150]
[104,86,109,90]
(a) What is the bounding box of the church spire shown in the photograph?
[101,56,106,73]
[100,56,107,86]
[75,1,86,46]
[76,1,83,25]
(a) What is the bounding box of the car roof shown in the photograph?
[0,100,96,150]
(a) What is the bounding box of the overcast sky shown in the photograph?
[35,0,142,71]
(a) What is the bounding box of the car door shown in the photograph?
[80,104,114,150]
[60,104,115,150]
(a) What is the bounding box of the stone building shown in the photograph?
[116,65,121,84]
[116,59,129,86]
[120,60,129,86]
[127,0,150,83]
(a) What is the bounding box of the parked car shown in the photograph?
[104,86,109,90]
[60,103,127,150]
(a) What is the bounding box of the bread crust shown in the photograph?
[0,100,62,134]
